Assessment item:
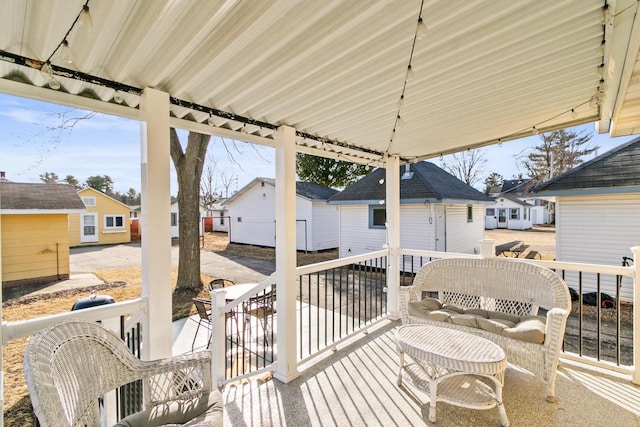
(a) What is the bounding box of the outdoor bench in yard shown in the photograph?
[399,257,571,402]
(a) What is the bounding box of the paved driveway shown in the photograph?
[70,243,274,284]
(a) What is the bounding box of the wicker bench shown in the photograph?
[399,257,571,402]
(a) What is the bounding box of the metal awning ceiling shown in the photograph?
[1,0,639,165]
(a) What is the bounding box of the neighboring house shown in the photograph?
[205,199,229,233]
[485,195,534,230]
[69,188,131,246]
[535,136,640,302]
[0,182,85,288]
[223,178,339,251]
[170,201,208,238]
[485,178,548,228]
[328,162,493,264]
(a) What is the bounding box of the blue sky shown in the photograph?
[0,93,635,194]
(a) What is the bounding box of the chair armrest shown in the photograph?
[543,307,569,349]
[139,351,212,406]
[399,286,421,323]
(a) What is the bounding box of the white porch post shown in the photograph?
[139,88,173,360]
[632,246,640,384]
[479,239,495,258]
[386,156,401,319]
[273,125,300,383]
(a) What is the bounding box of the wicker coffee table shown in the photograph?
[396,324,509,426]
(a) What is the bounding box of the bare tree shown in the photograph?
[200,155,220,208]
[219,169,238,198]
[440,149,487,187]
[170,128,211,294]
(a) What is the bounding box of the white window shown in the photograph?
[510,208,520,220]
[486,208,495,216]
[82,197,96,207]
[104,214,125,229]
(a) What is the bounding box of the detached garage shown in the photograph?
[0,182,85,288]
[223,178,339,251]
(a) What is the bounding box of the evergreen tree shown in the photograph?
[520,129,598,182]
[296,154,373,188]
[483,172,504,194]
[39,172,59,183]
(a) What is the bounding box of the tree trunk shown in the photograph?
[170,129,211,293]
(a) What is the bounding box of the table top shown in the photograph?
[396,324,506,375]
[220,283,272,302]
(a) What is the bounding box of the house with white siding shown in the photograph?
[223,178,339,251]
[485,194,534,230]
[485,178,548,228]
[169,201,208,239]
[535,137,640,302]
[329,162,493,265]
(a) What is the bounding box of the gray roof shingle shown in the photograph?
[534,136,640,193]
[0,182,86,211]
[329,162,492,203]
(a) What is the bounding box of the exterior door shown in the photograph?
[497,208,508,228]
[81,213,99,243]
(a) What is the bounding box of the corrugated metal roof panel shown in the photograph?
[1,0,638,161]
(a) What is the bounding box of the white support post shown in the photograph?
[273,125,300,383]
[632,246,640,384]
[386,156,401,319]
[210,289,226,388]
[139,88,173,360]
[479,239,495,259]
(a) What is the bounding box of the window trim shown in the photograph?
[510,208,520,220]
[104,214,125,229]
[171,212,178,227]
[467,205,473,223]
[368,205,386,229]
[82,196,96,207]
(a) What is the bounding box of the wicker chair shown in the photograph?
[399,257,571,402]
[24,319,223,427]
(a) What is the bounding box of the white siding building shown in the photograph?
[170,201,206,239]
[330,162,492,268]
[223,178,339,251]
[485,195,533,230]
[535,137,640,302]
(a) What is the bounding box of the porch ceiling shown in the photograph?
[1,0,640,163]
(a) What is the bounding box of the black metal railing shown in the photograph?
[558,267,633,366]
[297,256,388,360]
[400,254,439,286]
[117,317,143,419]
[224,286,276,379]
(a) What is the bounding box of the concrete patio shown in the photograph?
[173,317,640,426]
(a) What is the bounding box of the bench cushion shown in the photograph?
[114,390,223,427]
[409,298,547,344]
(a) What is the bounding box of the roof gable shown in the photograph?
[224,177,337,205]
[329,161,492,203]
[1,182,85,211]
[78,187,132,210]
[535,136,640,193]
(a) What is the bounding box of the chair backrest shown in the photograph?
[24,320,145,427]
[208,278,235,290]
[411,257,571,314]
[244,285,276,317]
[193,298,212,321]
